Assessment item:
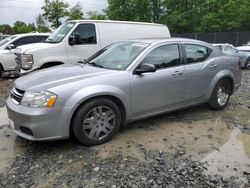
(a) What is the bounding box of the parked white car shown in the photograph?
[0,33,49,77]
[15,20,170,74]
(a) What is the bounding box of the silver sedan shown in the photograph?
[7,38,241,146]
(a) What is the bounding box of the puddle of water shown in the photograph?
[202,128,250,179]
[95,117,231,161]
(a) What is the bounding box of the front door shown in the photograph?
[130,44,186,116]
[65,23,101,63]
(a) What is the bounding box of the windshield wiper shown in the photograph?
[82,59,104,68]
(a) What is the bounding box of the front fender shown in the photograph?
[205,69,234,101]
[60,85,131,132]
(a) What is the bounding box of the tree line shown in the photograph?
[1,0,250,35]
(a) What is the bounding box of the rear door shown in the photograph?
[65,23,101,63]
[182,43,217,102]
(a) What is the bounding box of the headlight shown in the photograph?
[21,54,33,70]
[21,91,57,108]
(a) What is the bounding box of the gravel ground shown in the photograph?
[0,70,249,188]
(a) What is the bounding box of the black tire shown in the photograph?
[208,79,232,110]
[245,57,250,70]
[0,66,3,78]
[72,98,121,146]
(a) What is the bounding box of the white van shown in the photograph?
[15,20,170,74]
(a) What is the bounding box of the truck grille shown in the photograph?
[15,54,21,65]
[10,88,25,104]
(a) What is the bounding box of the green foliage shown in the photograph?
[12,21,35,34]
[87,11,107,20]
[1,24,13,35]
[36,14,50,32]
[42,0,69,28]
[68,2,83,20]
[106,0,250,34]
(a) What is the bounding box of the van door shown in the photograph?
[65,23,101,64]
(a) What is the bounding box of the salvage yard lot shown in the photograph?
[0,70,249,187]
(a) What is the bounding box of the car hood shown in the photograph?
[15,42,53,54]
[15,64,116,91]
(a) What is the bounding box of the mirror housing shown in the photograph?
[134,63,156,75]
[68,33,81,45]
[7,44,15,50]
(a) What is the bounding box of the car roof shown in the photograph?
[127,37,212,46]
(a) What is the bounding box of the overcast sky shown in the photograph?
[0,0,108,26]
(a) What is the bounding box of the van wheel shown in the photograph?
[72,98,121,146]
[208,79,231,110]
[245,57,250,69]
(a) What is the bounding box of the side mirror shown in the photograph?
[68,33,81,45]
[7,44,15,50]
[134,63,156,75]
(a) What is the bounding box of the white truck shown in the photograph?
[15,20,170,74]
[0,33,49,77]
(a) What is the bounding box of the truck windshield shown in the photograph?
[45,22,75,43]
[87,42,149,70]
[0,36,16,47]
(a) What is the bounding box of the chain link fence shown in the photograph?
[173,31,250,46]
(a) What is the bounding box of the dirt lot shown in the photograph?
[0,71,249,188]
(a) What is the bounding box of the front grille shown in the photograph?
[15,54,21,65]
[10,88,24,104]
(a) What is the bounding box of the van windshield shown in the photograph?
[0,36,16,47]
[87,42,149,70]
[45,22,75,43]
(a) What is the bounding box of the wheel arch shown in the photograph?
[69,94,127,137]
[206,71,235,101]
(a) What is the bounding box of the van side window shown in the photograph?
[141,44,180,70]
[71,24,97,45]
[184,44,212,64]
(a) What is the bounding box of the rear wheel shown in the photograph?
[72,98,121,146]
[208,79,231,110]
[245,57,250,70]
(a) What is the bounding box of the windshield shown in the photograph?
[0,36,16,47]
[87,42,149,70]
[45,22,75,43]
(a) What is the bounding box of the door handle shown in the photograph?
[209,64,218,68]
[172,71,183,76]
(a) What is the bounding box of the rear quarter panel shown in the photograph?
[205,55,241,101]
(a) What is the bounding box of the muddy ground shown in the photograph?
[0,71,249,188]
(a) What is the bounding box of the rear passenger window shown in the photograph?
[184,44,212,64]
[141,44,180,69]
[71,24,96,45]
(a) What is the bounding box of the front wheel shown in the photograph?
[208,79,231,110]
[72,98,121,146]
[245,57,250,70]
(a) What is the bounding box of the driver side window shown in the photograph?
[71,24,97,45]
[141,44,180,70]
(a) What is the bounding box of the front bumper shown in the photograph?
[6,97,70,141]
[15,65,38,76]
